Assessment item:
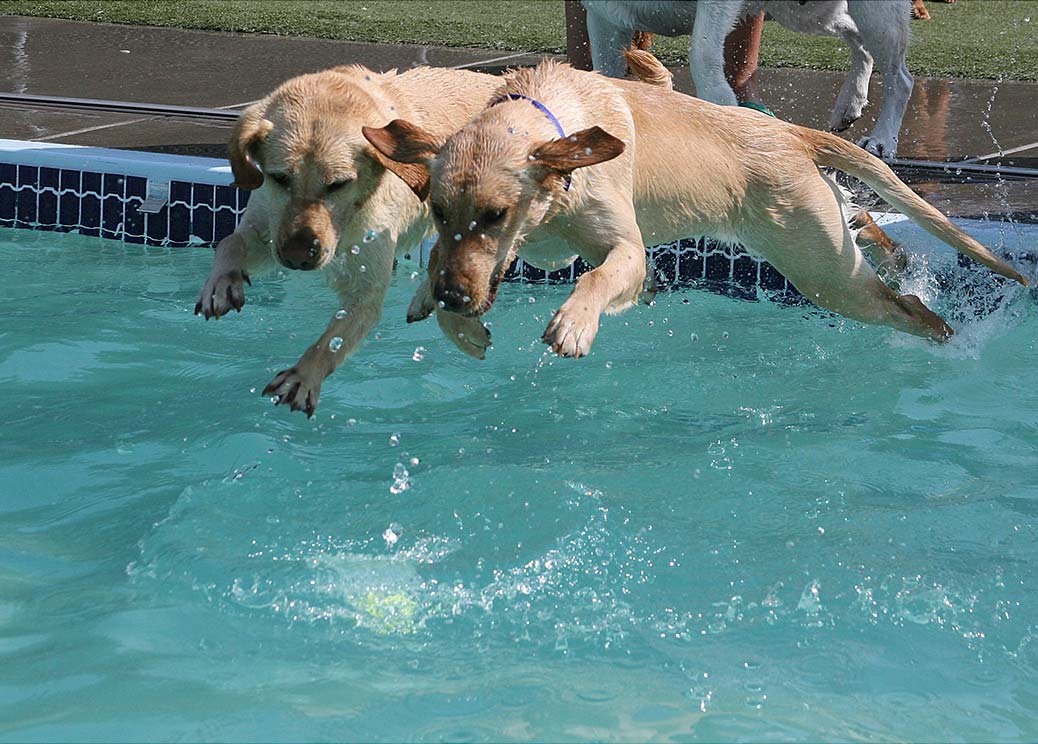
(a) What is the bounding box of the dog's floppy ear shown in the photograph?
[362,119,443,201]
[228,103,274,191]
[528,126,625,180]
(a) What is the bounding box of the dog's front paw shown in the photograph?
[858,135,897,160]
[436,309,491,359]
[542,303,599,358]
[195,269,250,319]
[262,366,323,418]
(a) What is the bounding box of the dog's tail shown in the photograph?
[802,128,1028,286]
[623,49,673,90]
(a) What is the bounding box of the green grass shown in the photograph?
[3,0,1038,80]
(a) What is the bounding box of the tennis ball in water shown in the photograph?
[355,590,419,635]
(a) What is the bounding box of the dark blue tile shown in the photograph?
[214,185,238,242]
[125,176,147,202]
[704,251,732,283]
[733,255,758,289]
[59,170,81,230]
[236,188,251,212]
[103,173,126,198]
[145,207,169,246]
[168,181,193,245]
[37,167,59,227]
[0,163,16,224]
[677,244,704,283]
[101,174,124,239]
[759,261,787,292]
[81,171,102,196]
[122,177,147,242]
[78,172,102,236]
[15,165,38,227]
[651,247,677,286]
[123,199,144,243]
[191,184,215,245]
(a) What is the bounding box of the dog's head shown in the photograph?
[363,117,624,315]
[230,67,404,271]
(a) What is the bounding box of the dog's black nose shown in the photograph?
[279,228,323,271]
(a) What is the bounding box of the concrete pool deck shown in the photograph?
[1,15,1036,218]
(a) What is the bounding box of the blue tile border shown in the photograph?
[0,137,804,297]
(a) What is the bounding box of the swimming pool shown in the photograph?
[1,221,1037,741]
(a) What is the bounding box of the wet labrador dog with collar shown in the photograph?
[364,54,1025,358]
[194,65,499,417]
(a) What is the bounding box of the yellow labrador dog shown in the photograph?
[194,65,499,417]
[365,56,1026,357]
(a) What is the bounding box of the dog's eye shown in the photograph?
[484,208,507,225]
[327,177,354,193]
[269,172,291,188]
[431,205,446,222]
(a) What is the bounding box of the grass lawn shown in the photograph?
[2,0,1038,81]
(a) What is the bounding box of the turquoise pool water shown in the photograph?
[1,223,1037,741]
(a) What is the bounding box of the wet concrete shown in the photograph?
[1,15,1035,216]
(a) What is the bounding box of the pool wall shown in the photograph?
[0,137,811,297]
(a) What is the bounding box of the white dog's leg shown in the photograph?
[830,17,873,132]
[688,1,744,106]
[852,0,913,158]
[584,3,632,78]
[195,219,271,320]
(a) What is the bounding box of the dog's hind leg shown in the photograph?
[830,16,873,132]
[585,7,633,78]
[745,177,952,342]
[850,0,913,158]
[688,1,745,106]
[850,209,908,278]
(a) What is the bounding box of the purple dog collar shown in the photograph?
[489,93,572,191]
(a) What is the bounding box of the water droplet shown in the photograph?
[363,230,377,243]
[329,336,343,352]
[437,300,446,309]
[454,233,462,241]
[584,146,592,155]
[462,295,471,303]
[468,220,477,231]
[359,265,367,272]
[605,361,613,369]
[507,126,516,135]
[390,463,412,494]
[383,523,402,548]
[409,456,419,466]
[389,433,400,446]
[335,309,348,319]
[691,333,699,342]
[412,346,426,362]
[722,331,729,339]
[350,244,361,255]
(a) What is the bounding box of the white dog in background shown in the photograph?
[582,0,914,158]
